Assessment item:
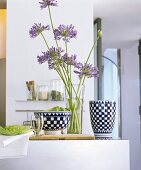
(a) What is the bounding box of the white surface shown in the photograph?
[0,140,130,170]
[0,134,28,147]
[0,133,32,159]
[6,0,94,134]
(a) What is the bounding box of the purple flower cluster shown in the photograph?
[37,47,64,70]
[74,63,99,79]
[39,0,58,9]
[37,46,99,79]
[54,24,77,42]
[29,23,50,38]
[62,54,77,66]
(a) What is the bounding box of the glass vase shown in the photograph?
[50,79,65,101]
[66,85,84,134]
[37,85,49,101]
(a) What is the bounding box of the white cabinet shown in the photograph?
[0,140,130,170]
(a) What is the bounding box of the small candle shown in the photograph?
[37,85,48,100]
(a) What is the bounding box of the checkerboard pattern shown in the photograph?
[34,112,71,131]
[89,101,116,136]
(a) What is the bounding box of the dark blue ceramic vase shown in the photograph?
[89,100,116,139]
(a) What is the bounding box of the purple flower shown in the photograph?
[39,0,58,9]
[74,62,83,69]
[74,63,99,79]
[62,54,77,66]
[54,24,77,42]
[37,51,49,64]
[29,23,50,38]
[37,47,64,70]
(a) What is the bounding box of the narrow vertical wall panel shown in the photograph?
[0,58,6,126]
[0,10,6,58]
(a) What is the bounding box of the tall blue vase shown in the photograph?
[89,100,116,139]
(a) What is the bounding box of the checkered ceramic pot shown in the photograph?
[89,100,116,139]
[34,111,71,131]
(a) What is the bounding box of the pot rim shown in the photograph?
[89,100,116,103]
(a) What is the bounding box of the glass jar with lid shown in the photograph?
[50,79,64,101]
[37,85,49,101]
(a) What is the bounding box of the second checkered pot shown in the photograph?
[34,111,71,134]
[89,100,116,139]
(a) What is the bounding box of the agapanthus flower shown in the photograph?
[37,51,49,64]
[37,47,64,70]
[62,54,77,66]
[39,0,58,9]
[54,24,77,42]
[74,62,83,69]
[29,23,50,38]
[74,63,99,79]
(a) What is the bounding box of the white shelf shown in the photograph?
[15,110,46,112]
[15,100,66,113]
[15,100,65,102]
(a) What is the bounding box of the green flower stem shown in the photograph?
[40,35,70,95]
[40,33,69,91]
[69,101,75,131]
[41,33,50,49]
[65,42,69,72]
[47,6,73,99]
[41,33,69,94]
[47,5,72,96]
[67,98,81,133]
[58,68,73,100]
[48,6,59,49]
[85,36,100,66]
[47,5,74,102]
[69,65,72,100]
[66,73,81,103]
[65,41,72,99]
[47,5,82,134]
[76,35,101,95]
[56,69,69,93]
[41,33,68,91]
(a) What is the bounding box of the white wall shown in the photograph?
[6,0,94,133]
[121,42,141,170]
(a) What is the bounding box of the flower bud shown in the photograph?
[98,30,102,38]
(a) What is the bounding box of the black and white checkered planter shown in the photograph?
[89,100,116,139]
[34,111,71,135]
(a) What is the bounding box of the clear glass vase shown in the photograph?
[66,85,84,134]
[37,85,49,101]
[50,79,65,101]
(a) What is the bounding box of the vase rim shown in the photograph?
[34,111,71,113]
[89,100,116,103]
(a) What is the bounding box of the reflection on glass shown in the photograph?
[102,49,121,139]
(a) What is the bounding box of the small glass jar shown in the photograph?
[26,81,36,101]
[50,79,64,101]
[37,85,49,101]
